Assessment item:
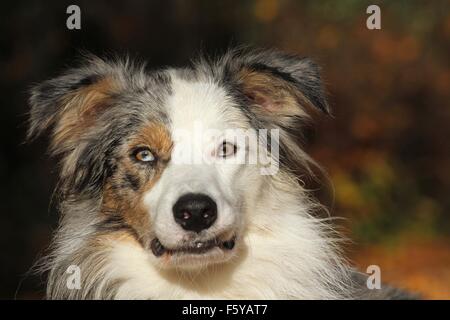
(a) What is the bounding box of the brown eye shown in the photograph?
[217,142,237,158]
[133,148,155,163]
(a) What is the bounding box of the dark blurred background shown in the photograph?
[1,0,449,299]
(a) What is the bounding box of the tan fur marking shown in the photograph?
[237,68,306,116]
[129,123,173,162]
[52,77,119,150]
[100,122,173,244]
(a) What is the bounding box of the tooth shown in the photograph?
[196,242,204,248]
[151,238,166,257]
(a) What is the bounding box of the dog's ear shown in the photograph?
[28,56,125,153]
[28,56,133,196]
[224,48,330,124]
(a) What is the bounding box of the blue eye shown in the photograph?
[134,148,155,163]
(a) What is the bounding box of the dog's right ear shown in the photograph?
[27,56,125,154]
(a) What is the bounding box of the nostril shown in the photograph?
[201,207,213,218]
[182,212,191,220]
[173,193,218,233]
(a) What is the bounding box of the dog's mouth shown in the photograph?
[150,235,236,257]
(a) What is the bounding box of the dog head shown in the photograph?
[29,49,329,270]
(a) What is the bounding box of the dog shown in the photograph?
[28,48,412,299]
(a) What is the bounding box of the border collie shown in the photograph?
[28,48,411,299]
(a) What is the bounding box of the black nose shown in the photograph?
[173,193,217,233]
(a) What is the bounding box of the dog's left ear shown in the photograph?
[225,49,330,121]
